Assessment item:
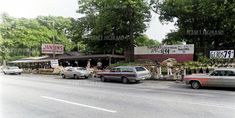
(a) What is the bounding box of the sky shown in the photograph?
[0,0,176,42]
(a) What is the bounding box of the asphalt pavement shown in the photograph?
[1,73,235,118]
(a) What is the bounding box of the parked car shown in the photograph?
[2,66,23,75]
[184,68,235,89]
[96,66,151,83]
[61,67,91,79]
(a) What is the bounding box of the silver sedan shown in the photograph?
[61,67,91,79]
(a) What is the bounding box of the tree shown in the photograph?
[151,0,235,58]
[135,35,160,46]
[162,31,184,45]
[77,0,151,61]
[0,14,74,61]
[36,16,74,51]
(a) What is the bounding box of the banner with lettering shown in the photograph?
[134,44,194,55]
[41,44,64,54]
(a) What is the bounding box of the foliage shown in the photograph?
[197,56,210,65]
[0,14,74,61]
[162,32,183,45]
[152,0,235,57]
[110,61,141,67]
[77,0,151,60]
[135,35,160,46]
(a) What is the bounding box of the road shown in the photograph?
[1,73,235,118]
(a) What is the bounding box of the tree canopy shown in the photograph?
[152,0,235,58]
[77,0,152,61]
[135,35,160,46]
[0,14,74,61]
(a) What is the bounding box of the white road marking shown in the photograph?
[41,96,117,113]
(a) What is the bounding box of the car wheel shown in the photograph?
[191,81,201,89]
[62,74,66,79]
[3,72,6,75]
[18,73,21,75]
[100,76,106,82]
[122,77,129,84]
[74,74,79,79]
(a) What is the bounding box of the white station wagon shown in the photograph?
[184,68,235,89]
[97,66,151,83]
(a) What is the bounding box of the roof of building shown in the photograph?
[8,52,125,63]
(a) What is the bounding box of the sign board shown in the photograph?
[210,50,234,59]
[50,60,59,68]
[41,44,64,54]
[135,44,194,55]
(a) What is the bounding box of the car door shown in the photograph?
[121,68,135,80]
[4,67,10,73]
[104,68,116,80]
[222,70,235,87]
[207,70,224,87]
[112,68,122,81]
[65,68,73,78]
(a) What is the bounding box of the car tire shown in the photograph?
[62,74,66,79]
[100,76,106,82]
[122,77,129,84]
[74,74,79,79]
[3,72,6,75]
[18,73,21,75]
[191,81,201,89]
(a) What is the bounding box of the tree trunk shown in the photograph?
[3,60,6,67]
[129,38,135,62]
[125,39,135,62]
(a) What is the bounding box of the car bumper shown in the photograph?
[79,74,90,78]
[130,76,150,81]
[5,72,22,74]
[137,75,151,80]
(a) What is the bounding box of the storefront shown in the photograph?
[8,52,125,69]
[56,54,125,68]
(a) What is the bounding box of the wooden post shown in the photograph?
[109,56,112,66]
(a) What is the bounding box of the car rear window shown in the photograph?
[135,67,146,72]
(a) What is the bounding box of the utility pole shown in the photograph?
[52,21,55,59]
[41,19,56,59]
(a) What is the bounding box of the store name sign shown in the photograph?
[41,44,64,54]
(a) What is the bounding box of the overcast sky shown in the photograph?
[0,0,176,42]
